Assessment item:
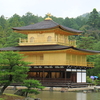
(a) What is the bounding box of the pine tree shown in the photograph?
[87,8,100,28]
[0,51,30,95]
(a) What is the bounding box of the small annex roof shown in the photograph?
[12,20,82,33]
[0,45,100,55]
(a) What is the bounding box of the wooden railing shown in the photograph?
[19,38,76,47]
[87,62,94,67]
[28,60,94,67]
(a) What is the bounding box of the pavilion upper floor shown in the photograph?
[12,19,82,47]
[19,32,76,47]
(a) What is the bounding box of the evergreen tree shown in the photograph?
[63,17,79,29]
[0,51,30,95]
[87,8,100,28]
[77,36,96,50]
[21,12,38,25]
[0,15,7,29]
[21,79,44,97]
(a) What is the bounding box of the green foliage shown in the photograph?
[94,80,100,85]
[0,51,30,95]
[21,12,39,25]
[21,79,44,97]
[87,55,100,77]
[63,17,79,29]
[86,76,93,83]
[86,76,98,85]
[93,41,100,50]
[77,36,96,50]
[87,8,100,28]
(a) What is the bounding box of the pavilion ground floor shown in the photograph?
[27,66,91,87]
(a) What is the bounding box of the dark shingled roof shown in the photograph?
[0,45,71,51]
[12,20,82,33]
[0,45,100,54]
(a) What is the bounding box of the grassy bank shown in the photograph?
[0,93,25,100]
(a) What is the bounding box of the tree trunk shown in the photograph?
[0,82,11,95]
[25,92,28,97]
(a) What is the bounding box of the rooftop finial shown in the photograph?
[45,13,52,20]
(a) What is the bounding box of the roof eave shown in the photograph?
[58,25,83,33]
[71,46,100,54]
[12,26,83,34]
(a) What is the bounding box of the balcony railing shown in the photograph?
[19,38,76,47]
[28,60,94,67]
[87,62,94,67]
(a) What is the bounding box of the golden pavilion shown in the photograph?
[0,14,100,87]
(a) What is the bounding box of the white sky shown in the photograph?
[0,0,100,18]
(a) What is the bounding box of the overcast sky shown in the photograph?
[0,0,100,18]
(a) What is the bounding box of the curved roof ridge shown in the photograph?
[12,20,82,33]
[12,20,59,31]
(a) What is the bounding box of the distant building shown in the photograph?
[0,14,100,87]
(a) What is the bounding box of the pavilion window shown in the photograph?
[47,36,52,42]
[30,37,34,42]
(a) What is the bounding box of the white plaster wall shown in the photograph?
[82,70,86,82]
[77,72,81,83]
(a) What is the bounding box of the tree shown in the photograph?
[77,36,96,50]
[87,55,100,77]
[8,14,24,27]
[0,15,7,29]
[93,41,100,51]
[21,12,38,25]
[21,79,44,97]
[80,25,100,40]
[63,17,79,29]
[0,51,30,95]
[75,16,87,28]
[87,8,100,28]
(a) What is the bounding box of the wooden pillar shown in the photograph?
[65,69,66,82]
[71,68,72,83]
[43,69,44,83]
[49,70,51,79]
